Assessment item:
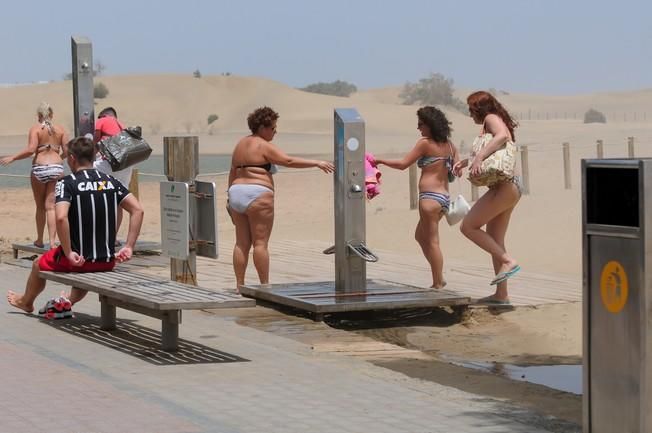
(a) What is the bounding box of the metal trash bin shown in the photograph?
[582,158,651,433]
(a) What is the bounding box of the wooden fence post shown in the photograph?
[409,163,418,210]
[628,136,635,158]
[596,139,604,159]
[128,168,139,200]
[520,145,530,195]
[563,142,571,189]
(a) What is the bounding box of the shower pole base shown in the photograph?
[239,279,470,322]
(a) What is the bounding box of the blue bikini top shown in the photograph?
[417,142,455,182]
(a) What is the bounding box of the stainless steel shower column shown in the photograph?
[334,108,376,292]
[71,36,94,137]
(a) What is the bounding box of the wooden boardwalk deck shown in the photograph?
[9,238,579,307]
[181,239,581,307]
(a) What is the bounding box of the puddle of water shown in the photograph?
[447,358,582,395]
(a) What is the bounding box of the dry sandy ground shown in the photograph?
[1,75,650,430]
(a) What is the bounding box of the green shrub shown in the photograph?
[207,114,219,125]
[584,108,607,124]
[94,82,109,99]
[399,73,464,110]
[300,80,357,97]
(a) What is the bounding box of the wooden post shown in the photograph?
[164,136,198,285]
[563,142,571,189]
[596,139,604,159]
[628,136,635,158]
[519,145,530,195]
[128,168,139,200]
[409,163,418,210]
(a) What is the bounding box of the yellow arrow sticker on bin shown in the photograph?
[600,260,628,314]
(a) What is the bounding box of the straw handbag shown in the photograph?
[468,133,517,187]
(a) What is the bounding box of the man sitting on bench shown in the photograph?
[7,136,144,314]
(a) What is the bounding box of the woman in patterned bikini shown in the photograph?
[375,106,459,289]
[453,91,521,305]
[0,102,69,249]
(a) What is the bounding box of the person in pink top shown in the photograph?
[94,107,123,139]
[92,107,132,239]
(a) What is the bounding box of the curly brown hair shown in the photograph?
[467,91,518,140]
[416,106,452,143]
[247,106,279,134]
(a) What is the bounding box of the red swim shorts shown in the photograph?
[39,246,115,273]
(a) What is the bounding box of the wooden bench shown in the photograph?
[13,241,162,259]
[39,269,255,351]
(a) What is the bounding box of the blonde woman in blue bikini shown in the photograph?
[375,106,459,289]
[453,91,521,305]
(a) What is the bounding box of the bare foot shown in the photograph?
[7,290,34,313]
[431,281,447,290]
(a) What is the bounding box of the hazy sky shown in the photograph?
[1,0,650,94]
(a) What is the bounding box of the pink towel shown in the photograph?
[364,152,382,199]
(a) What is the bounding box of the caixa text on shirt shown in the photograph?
[76,180,118,192]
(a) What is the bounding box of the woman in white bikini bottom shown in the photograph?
[228,184,274,213]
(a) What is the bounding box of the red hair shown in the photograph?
[467,91,518,140]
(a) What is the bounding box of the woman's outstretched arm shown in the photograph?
[0,126,39,165]
[264,142,334,173]
[374,139,424,170]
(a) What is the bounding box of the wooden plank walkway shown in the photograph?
[173,239,581,307]
[7,237,580,307]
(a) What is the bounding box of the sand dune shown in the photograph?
[2,75,649,154]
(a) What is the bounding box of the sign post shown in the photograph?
[161,136,218,285]
[163,137,198,284]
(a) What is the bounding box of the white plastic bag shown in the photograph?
[446,194,470,226]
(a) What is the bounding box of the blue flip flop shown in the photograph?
[490,265,521,285]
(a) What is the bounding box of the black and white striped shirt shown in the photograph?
[55,169,130,262]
